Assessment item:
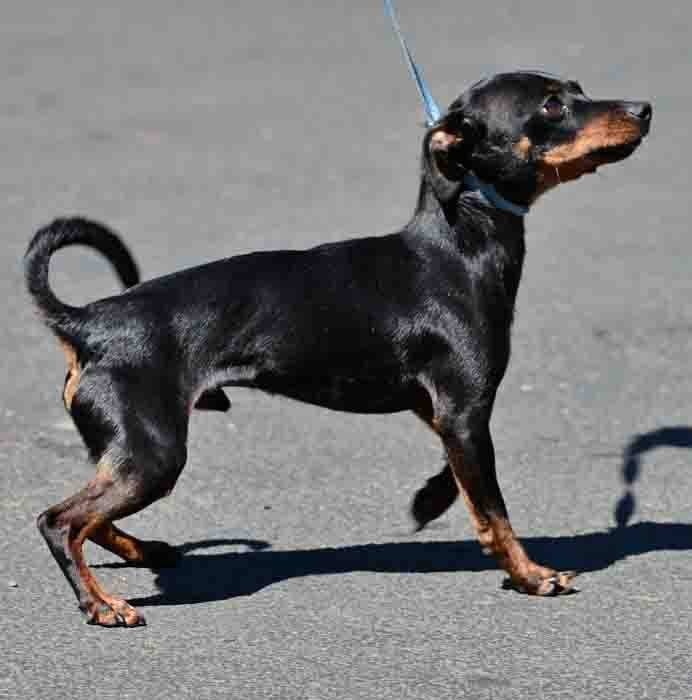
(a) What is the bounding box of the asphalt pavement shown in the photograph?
[2,1,692,698]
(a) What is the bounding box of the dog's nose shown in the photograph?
[621,101,652,136]
[625,101,652,122]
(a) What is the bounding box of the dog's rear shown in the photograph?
[25,219,139,341]
[25,219,139,410]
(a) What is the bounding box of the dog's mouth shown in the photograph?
[533,112,648,191]
[589,137,643,167]
[570,138,643,177]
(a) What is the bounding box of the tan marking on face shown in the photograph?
[533,158,598,201]
[542,112,641,167]
[59,339,81,409]
[532,111,643,201]
[514,135,532,159]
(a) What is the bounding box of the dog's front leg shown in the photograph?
[433,405,575,595]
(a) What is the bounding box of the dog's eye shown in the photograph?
[542,96,567,121]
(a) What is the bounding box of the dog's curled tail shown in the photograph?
[24,217,139,342]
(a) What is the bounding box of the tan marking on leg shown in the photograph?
[445,445,517,557]
[416,396,576,594]
[59,339,81,409]
[444,441,572,593]
[72,516,143,626]
[89,523,150,563]
[46,477,145,625]
[95,454,117,480]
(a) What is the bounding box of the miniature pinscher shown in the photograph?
[25,71,651,626]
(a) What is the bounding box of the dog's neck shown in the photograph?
[408,175,526,314]
[411,175,527,244]
[462,173,529,217]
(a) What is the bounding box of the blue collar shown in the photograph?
[462,173,529,217]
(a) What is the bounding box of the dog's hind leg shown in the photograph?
[38,476,146,626]
[37,437,187,626]
[38,377,189,626]
[88,522,181,569]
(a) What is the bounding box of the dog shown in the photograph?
[25,71,651,626]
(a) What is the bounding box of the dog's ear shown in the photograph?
[424,113,483,204]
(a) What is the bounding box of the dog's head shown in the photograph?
[423,71,652,207]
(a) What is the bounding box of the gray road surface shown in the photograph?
[2,1,692,698]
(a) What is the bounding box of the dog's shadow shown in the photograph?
[106,520,690,608]
[99,425,692,608]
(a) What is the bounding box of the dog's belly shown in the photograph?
[226,371,419,414]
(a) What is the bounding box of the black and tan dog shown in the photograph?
[25,71,651,626]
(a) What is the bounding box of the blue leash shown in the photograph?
[383,1,529,217]
[384,0,441,126]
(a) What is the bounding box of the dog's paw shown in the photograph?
[82,599,146,628]
[411,467,458,530]
[502,570,577,596]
